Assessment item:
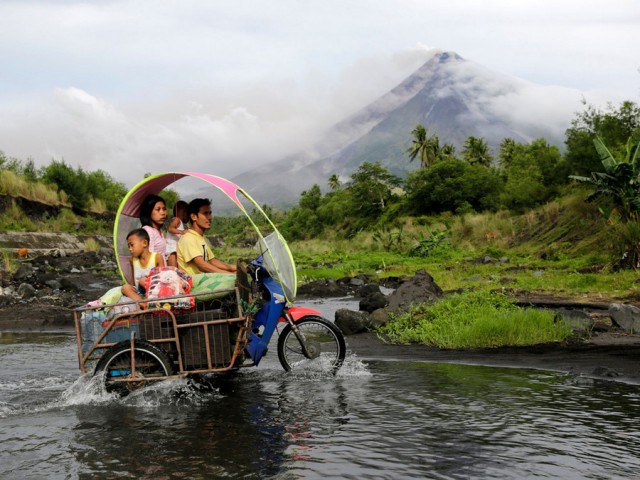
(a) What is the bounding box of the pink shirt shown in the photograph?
[143,225,167,262]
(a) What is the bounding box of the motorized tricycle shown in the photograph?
[73,172,346,393]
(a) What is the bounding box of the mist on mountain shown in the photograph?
[232,50,583,206]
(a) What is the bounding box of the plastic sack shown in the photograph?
[145,266,194,309]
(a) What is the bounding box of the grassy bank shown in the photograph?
[0,200,112,234]
[218,192,634,349]
[242,193,637,301]
[377,290,572,348]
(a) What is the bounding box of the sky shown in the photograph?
[0,0,638,187]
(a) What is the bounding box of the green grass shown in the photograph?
[0,169,65,205]
[1,250,17,275]
[377,290,573,348]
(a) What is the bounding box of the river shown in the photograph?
[1,297,640,479]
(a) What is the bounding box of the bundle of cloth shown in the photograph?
[83,271,237,318]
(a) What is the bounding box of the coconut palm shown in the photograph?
[438,143,456,162]
[328,174,341,191]
[462,136,493,167]
[406,125,440,169]
[498,138,516,168]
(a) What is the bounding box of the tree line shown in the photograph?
[279,100,640,240]
[1,100,638,244]
[0,154,128,212]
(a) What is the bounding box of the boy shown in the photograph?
[177,198,237,276]
[122,228,165,302]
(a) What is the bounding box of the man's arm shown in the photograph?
[192,256,237,273]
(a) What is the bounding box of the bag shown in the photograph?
[145,266,194,310]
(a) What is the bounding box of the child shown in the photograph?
[121,228,165,303]
[165,200,189,267]
[140,194,168,263]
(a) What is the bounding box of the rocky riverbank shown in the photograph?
[0,250,121,330]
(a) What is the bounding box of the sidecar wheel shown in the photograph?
[94,340,174,394]
[277,316,346,373]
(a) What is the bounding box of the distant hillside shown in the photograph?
[233,50,572,206]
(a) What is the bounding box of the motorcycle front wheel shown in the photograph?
[94,340,174,394]
[277,316,346,373]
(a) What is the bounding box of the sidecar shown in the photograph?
[74,268,256,392]
[73,172,345,393]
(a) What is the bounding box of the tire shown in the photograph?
[277,316,346,373]
[94,340,174,394]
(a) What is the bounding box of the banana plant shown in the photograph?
[570,136,640,223]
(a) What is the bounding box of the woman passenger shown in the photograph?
[139,194,168,264]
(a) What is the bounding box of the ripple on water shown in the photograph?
[3,334,640,479]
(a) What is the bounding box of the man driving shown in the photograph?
[177,198,237,275]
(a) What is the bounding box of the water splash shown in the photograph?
[0,400,14,418]
[336,354,372,377]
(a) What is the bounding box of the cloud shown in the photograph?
[0,1,638,187]
[0,45,439,186]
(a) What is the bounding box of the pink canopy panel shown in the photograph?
[113,171,298,302]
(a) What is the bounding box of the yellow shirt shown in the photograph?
[177,229,215,276]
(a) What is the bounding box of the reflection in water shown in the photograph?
[1,334,640,479]
[70,379,290,478]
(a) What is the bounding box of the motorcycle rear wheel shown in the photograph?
[277,316,346,373]
[94,340,174,394]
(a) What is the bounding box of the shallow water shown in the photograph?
[2,315,640,479]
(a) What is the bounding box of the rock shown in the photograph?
[36,271,57,285]
[608,303,640,333]
[592,366,621,378]
[532,271,545,277]
[0,295,12,306]
[297,278,349,298]
[17,283,37,298]
[472,256,497,264]
[45,280,62,290]
[335,309,370,335]
[12,264,33,282]
[59,277,81,292]
[554,308,595,334]
[499,257,510,263]
[359,292,388,313]
[369,308,391,327]
[380,276,412,289]
[358,284,382,298]
[349,277,365,286]
[386,269,443,313]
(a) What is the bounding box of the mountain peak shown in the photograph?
[232,51,566,205]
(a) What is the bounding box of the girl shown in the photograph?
[165,200,189,267]
[139,194,168,263]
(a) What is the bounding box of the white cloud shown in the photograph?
[0,1,638,187]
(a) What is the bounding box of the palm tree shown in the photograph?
[462,136,493,167]
[498,138,516,168]
[406,125,440,169]
[438,143,456,162]
[328,174,341,191]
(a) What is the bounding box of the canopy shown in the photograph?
[114,172,297,302]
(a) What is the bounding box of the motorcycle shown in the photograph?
[73,172,346,393]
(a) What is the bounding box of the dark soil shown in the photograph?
[346,332,640,384]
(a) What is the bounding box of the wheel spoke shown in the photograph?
[277,317,345,373]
